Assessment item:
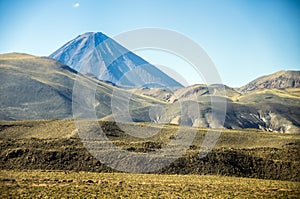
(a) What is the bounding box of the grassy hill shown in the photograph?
[0,53,162,121]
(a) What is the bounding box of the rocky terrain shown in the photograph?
[238,70,300,93]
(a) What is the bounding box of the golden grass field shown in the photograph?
[1,170,299,199]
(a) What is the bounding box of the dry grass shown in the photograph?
[1,120,298,149]
[0,170,299,198]
[237,88,300,102]
[0,119,76,139]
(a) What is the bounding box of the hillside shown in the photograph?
[0,53,161,121]
[0,53,76,120]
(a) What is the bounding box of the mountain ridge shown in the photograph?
[238,70,300,93]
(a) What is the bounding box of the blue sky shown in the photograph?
[0,0,299,86]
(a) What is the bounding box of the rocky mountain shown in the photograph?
[238,70,300,93]
[126,78,300,133]
[50,32,183,88]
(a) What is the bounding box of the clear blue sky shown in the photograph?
[0,0,299,86]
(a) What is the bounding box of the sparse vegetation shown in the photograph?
[1,170,299,198]
[0,120,299,181]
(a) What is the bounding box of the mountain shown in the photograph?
[50,32,183,88]
[1,53,299,133]
[0,53,161,121]
[126,82,300,133]
[238,70,300,93]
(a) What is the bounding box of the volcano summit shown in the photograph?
[50,32,183,88]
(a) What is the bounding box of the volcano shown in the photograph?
[50,32,183,88]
